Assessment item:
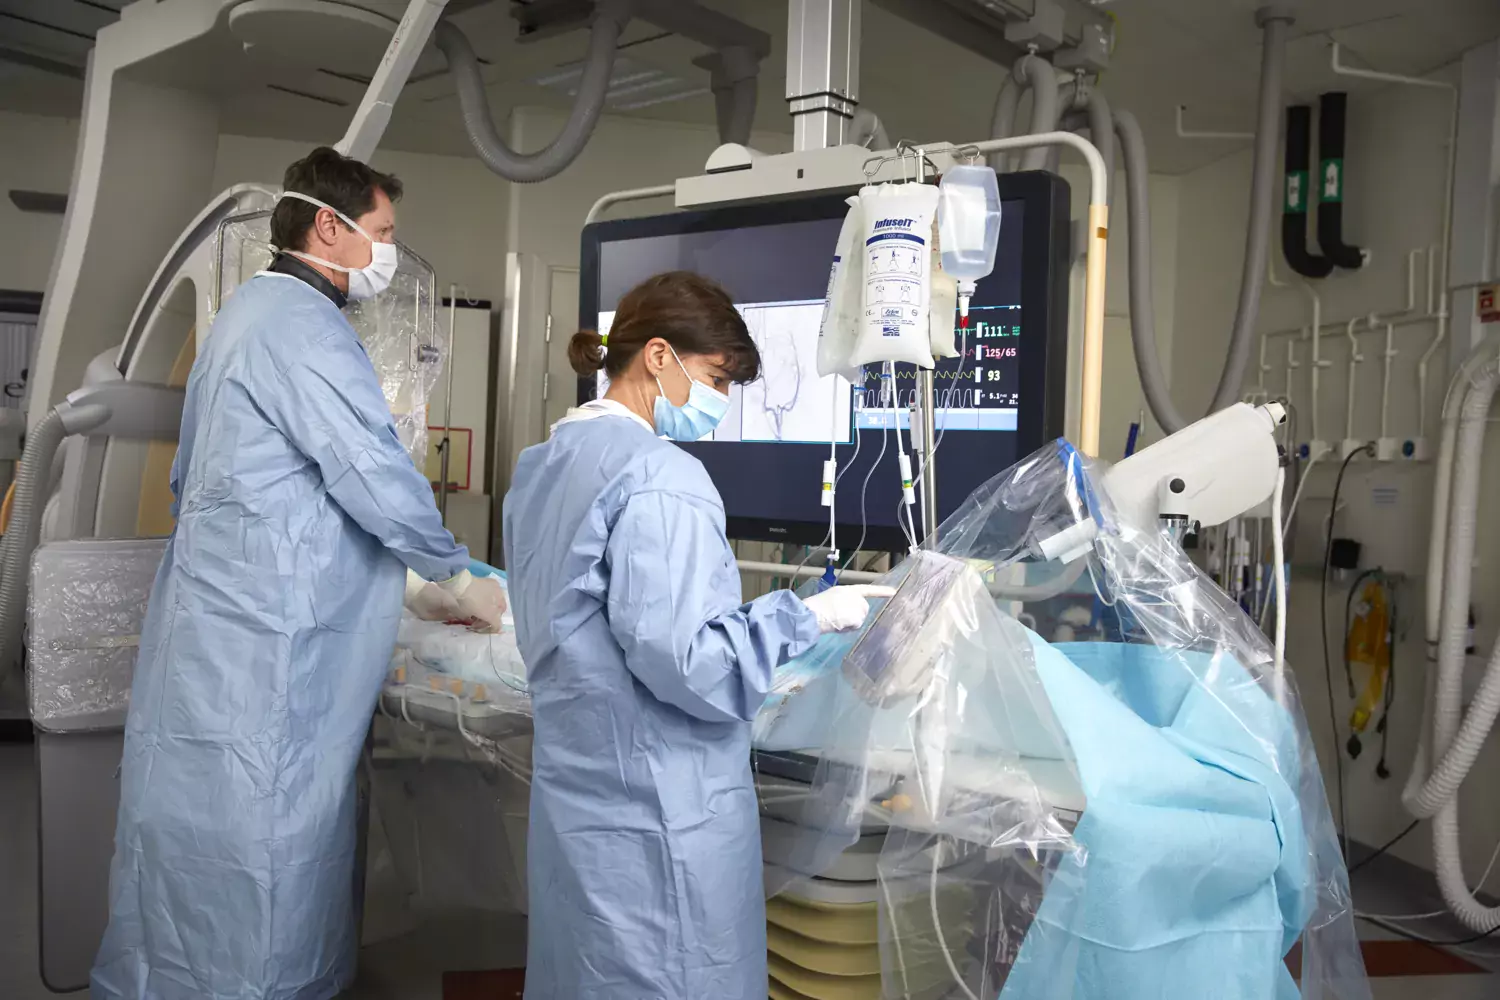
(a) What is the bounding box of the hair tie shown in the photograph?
[598,333,608,345]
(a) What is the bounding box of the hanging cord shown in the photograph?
[1357,835,1500,922]
[1359,913,1500,949]
[1348,820,1421,876]
[1323,444,1374,860]
[1376,576,1399,779]
[889,361,919,550]
[792,409,867,585]
[931,837,981,1000]
[1271,465,1287,670]
[911,305,973,497]
[843,381,892,571]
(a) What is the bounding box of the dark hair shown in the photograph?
[568,271,760,383]
[270,146,404,252]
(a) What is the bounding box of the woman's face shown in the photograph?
[646,339,731,406]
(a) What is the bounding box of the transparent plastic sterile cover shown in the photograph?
[211,208,445,466]
[752,440,1371,1000]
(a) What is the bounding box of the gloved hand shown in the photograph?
[404,569,508,632]
[802,585,896,634]
[444,571,508,633]
[406,579,462,622]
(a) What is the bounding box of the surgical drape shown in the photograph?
[91,273,466,1000]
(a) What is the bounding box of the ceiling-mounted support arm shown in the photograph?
[336,0,453,162]
[786,0,861,152]
[694,45,764,147]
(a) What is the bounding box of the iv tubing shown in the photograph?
[931,838,981,1000]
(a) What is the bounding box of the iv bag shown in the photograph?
[938,163,1002,284]
[848,183,939,370]
[816,193,867,382]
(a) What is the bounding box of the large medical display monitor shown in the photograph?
[579,173,1071,550]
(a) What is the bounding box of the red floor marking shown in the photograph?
[1285,940,1487,978]
[441,968,526,999]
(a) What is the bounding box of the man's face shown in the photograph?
[309,187,397,280]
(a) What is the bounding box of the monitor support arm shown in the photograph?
[335,0,453,162]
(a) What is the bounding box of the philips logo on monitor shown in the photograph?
[872,218,914,230]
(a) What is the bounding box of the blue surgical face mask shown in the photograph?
[652,346,731,441]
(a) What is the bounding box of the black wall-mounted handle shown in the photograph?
[1316,91,1365,270]
[1282,104,1334,279]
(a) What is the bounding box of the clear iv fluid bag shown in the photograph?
[938,164,1002,283]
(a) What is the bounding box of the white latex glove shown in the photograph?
[802,585,896,634]
[407,581,462,622]
[404,569,508,632]
[442,571,508,633]
[405,570,461,621]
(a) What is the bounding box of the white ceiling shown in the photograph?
[1,0,1498,175]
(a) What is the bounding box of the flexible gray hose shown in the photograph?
[717,77,757,146]
[705,44,761,146]
[1048,87,1112,198]
[849,108,890,150]
[434,2,634,184]
[1114,108,1182,432]
[0,407,68,674]
[1015,55,1060,172]
[987,75,1021,172]
[1207,8,1294,415]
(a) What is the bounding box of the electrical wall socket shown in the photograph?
[1303,439,1331,462]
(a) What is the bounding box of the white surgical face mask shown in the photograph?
[277,191,399,301]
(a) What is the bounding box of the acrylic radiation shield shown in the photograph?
[211,206,445,467]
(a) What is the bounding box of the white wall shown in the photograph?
[0,111,80,293]
[1169,66,1500,878]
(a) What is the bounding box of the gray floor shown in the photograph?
[2,739,1496,999]
[0,740,525,1000]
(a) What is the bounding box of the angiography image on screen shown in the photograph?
[738,300,851,444]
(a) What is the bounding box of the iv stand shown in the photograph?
[438,286,458,521]
[913,148,940,543]
[918,370,938,541]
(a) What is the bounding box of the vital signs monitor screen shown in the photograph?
[579,178,1069,550]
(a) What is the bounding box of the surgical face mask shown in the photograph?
[277,191,399,301]
[653,345,730,441]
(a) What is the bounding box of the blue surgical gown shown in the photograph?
[91,272,468,1000]
[503,411,819,1000]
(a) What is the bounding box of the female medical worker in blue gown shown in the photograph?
[90,147,506,1000]
[504,271,891,1000]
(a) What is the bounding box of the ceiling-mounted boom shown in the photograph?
[335,0,453,161]
[870,0,1113,71]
